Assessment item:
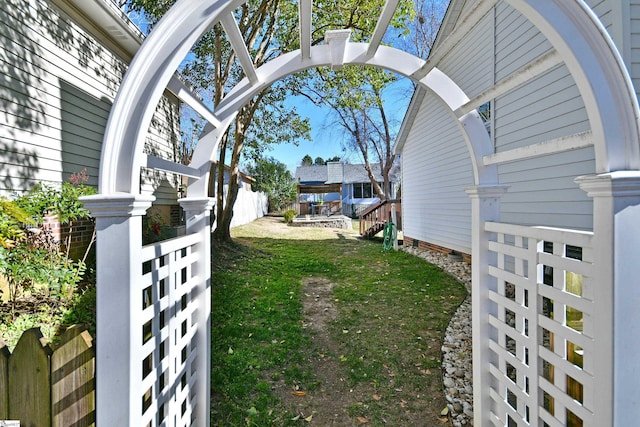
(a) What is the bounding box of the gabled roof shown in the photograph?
[294,165,328,183]
[294,162,400,184]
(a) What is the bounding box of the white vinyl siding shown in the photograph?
[588,0,614,31]
[630,1,640,95]
[493,66,589,152]
[492,3,593,230]
[494,3,553,81]
[437,11,494,98]
[1,0,180,206]
[398,0,603,252]
[498,147,595,230]
[402,93,473,254]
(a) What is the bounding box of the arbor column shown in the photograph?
[80,193,154,426]
[577,172,640,426]
[179,197,215,426]
[465,184,509,426]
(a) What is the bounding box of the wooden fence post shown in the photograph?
[51,326,96,427]
[8,328,52,426]
[0,337,9,419]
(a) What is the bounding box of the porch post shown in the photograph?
[465,184,509,426]
[80,193,155,425]
[179,197,215,426]
[577,172,640,426]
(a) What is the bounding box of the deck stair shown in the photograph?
[359,199,401,238]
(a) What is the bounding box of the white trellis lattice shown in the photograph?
[139,232,202,425]
[484,222,595,426]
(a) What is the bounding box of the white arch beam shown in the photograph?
[299,0,312,60]
[99,0,245,194]
[98,0,640,197]
[456,49,563,117]
[220,12,259,84]
[195,43,496,186]
[167,75,223,129]
[366,0,402,58]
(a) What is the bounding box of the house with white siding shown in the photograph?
[0,0,183,224]
[395,0,634,260]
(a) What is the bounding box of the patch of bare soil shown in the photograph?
[273,277,364,425]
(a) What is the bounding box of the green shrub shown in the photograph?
[283,209,297,223]
[1,170,96,318]
[0,197,33,248]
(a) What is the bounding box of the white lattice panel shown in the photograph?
[137,233,203,426]
[484,222,594,426]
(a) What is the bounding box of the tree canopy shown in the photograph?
[246,157,296,212]
[124,0,448,238]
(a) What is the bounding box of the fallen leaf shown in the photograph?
[292,390,307,397]
[228,347,234,355]
[291,415,301,421]
[440,406,449,416]
[357,416,368,423]
[372,394,381,401]
[304,415,313,422]
[439,417,449,423]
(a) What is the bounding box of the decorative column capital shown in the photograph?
[178,197,215,212]
[80,193,155,217]
[465,184,510,199]
[576,171,640,198]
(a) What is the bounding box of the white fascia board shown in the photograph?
[414,0,499,79]
[431,0,466,53]
[60,0,144,59]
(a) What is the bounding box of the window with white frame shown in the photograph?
[353,182,374,198]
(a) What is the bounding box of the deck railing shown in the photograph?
[359,199,401,236]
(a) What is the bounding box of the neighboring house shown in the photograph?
[209,163,268,228]
[0,0,183,237]
[394,0,624,260]
[294,161,400,217]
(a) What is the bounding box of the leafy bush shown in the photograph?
[1,170,96,318]
[246,157,297,212]
[283,209,297,223]
[0,197,33,248]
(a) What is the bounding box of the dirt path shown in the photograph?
[231,217,456,426]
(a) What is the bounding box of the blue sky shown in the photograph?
[265,76,416,173]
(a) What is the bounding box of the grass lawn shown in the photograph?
[211,216,467,426]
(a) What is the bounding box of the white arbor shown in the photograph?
[82,0,640,425]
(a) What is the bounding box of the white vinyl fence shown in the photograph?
[212,188,268,229]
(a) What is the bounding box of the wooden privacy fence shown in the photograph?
[0,326,95,427]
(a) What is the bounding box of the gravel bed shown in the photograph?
[403,247,474,427]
